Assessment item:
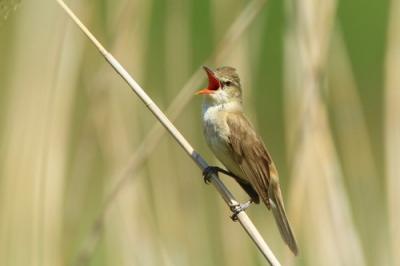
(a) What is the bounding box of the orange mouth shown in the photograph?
[195,66,220,95]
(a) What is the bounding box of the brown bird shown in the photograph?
[196,66,298,255]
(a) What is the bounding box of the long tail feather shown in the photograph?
[268,183,298,255]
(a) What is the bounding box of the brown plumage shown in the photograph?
[198,66,298,255]
[226,112,298,255]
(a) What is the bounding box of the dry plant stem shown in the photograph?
[56,0,280,265]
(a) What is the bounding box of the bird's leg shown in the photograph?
[230,200,253,221]
[202,166,239,184]
[202,166,254,220]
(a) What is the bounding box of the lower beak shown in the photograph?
[195,66,220,95]
[195,88,213,95]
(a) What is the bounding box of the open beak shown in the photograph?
[195,66,220,95]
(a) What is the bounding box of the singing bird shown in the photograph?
[196,66,298,255]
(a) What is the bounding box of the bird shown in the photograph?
[196,66,298,255]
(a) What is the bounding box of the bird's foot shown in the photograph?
[202,166,239,184]
[202,166,219,184]
[230,200,252,221]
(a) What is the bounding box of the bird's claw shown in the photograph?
[202,166,219,184]
[230,200,252,221]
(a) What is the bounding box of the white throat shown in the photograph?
[201,99,242,122]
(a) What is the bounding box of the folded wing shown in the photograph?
[226,112,298,255]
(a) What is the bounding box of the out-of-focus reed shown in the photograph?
[284,0,366,265]
[385,1,400,265]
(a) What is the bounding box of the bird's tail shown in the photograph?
[267,181,298,255]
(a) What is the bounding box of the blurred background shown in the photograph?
[0,0,398,265]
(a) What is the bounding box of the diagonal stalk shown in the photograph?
[71,0,269,264]
[56,0,281,265]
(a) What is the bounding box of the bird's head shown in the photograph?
[196,66,242,104]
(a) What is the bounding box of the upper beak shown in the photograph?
[195,66,220,95]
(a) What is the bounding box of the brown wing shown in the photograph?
[226,112,298,255]
[225,112,278,207]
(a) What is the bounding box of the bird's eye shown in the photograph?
[223,81,233,87]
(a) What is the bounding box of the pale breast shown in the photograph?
[202,104,246,180]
